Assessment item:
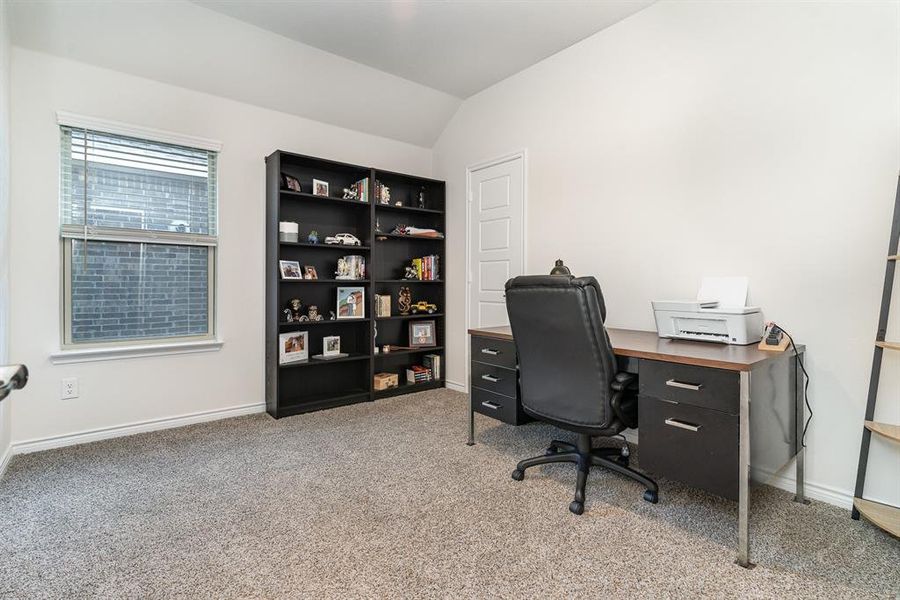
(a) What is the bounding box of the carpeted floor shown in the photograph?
[0,389,897,599]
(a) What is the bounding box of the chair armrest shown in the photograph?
[610,372,638,429]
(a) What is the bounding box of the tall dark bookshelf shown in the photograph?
[265,151,446,418]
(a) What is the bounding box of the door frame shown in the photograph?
[464,149,527,392]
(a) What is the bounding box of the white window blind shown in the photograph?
[59,125,218,347]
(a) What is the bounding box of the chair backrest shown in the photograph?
[504,275,617,429]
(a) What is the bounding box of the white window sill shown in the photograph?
[50,340,224,364]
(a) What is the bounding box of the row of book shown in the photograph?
[349,178,369,202]
[406,354,442,384]
[411,255,440,281]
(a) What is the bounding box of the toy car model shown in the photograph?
[324,233,361,246]
[410,301,438,314]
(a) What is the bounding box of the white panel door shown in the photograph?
[468,156,524,329]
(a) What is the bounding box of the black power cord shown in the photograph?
[771,322,812,448]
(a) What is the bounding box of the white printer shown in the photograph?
[652,277,765,345]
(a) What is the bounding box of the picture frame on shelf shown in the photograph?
[312,179,329,197]
[409,320,436,348]
[304,265,318,280]
[337,286,365,319]
[281,173,301,192]
[279,260,303,280]
[279,331,308,364]
[323,335,341,357]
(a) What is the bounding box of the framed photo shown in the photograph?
[279,331,308,364]
[323,335,341,357]
[304,265,318,280]
[409,320,436,348]
[279,260,303,280]
[312,179,329,197]
[337,286,365,319]
[281,173,301,192]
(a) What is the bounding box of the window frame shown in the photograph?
[56,113,222,352]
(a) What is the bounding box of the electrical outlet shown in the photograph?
[61,377,79,400]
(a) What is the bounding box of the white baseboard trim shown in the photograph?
[12,402,266,455]
[445,380,467,393]
[0,442,11,481]
[751,463,854,510]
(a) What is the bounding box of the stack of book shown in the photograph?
[423,354,441,380]
[406,365,433,385]
[349,178,369,202]
[411,255,440,280]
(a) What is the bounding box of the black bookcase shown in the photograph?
[265,150,446,418]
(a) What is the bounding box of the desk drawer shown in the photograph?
[471,336,516,370]
[471,361,516,399]
[471,387,529,425]
[639,360,739,414]
[638,396,739,500]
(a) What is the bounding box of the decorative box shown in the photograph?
[279,221,299,243]
[374,372,399,390]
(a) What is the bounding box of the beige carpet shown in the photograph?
[0,389,897,599]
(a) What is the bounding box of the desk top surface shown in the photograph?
[468,326,803,372]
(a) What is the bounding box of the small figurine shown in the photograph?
[328,310,336,321]
[307,305,323,321]
[335,257,350,279]
[398,287,412,315]
[287,298,303,322]
[403,265,419,280]
[417,186,426,209]
[375,217,382,233]
[383,186,391,203]
[410,300,438,315]
[308,230,319,244]
[395,201,403,207]
[342,187,358,200]
[282,308,293,323]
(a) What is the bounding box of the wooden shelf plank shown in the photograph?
[280,189,370,208]
[865,420,900,442]
[375,379,443,399]
[376,279,443,284]
[374,203,444,215]
[375,233,445,241]
[375,346,444,358]
[853,498,900,537]
[875,341,900,351]
[279,318,371,329]
[279,354,370,369]
[280,279,370,284]
[281,241,371,250]
[376,313,444,321]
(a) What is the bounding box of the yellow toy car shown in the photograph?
[410,301,438,314]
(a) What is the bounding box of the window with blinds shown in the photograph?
[59,125,218,347]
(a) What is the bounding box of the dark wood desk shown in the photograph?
[467,326,808,568]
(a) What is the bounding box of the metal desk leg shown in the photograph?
[467,403,476,446]
[736,371,755,569]
[793,352,810,505]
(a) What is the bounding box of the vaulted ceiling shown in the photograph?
[9,0,653,147]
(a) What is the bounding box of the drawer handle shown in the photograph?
[665,418,701,432]
[481,374,501,383]
[481,401,501,410]
[665,379,703,391]
[481,348,501,356]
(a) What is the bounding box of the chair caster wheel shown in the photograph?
[511,469,524,481]
[569,501,584,515]
[643,490,658,504]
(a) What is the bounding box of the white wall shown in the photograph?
[9,48,432,446]
[0,0,12,472]
[434,1,900,507]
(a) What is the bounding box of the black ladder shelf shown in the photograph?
[851,174,900,537]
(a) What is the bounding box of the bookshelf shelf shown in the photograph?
[266,150,446,419]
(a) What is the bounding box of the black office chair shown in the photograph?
[505,275,658,515]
